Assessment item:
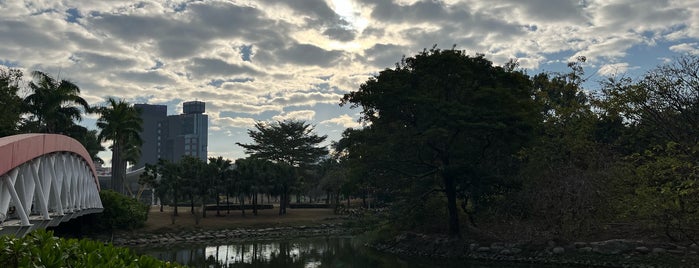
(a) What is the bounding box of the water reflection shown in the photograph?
[138,237,564,268]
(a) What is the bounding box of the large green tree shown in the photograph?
[22,71,90,134]
[97,98,143,195]
[237,120,328,215]
[0,68,23,137]
[341,48,539,238]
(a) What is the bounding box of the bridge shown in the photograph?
[0,134,103,237]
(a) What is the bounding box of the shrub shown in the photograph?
[0,230,181,267]
[96,190,149,231]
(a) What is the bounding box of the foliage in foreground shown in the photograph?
[0,230,181,268]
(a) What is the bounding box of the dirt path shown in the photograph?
[139,205,344,233]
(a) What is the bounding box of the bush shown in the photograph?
[0,230,181,267]
[96,190,149,231]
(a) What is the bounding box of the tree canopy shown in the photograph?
[237,119,328,215]
[341,48,539,238]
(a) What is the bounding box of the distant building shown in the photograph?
[135,104,167,169]
[135,101,208,169]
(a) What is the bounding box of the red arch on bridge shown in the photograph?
[0,134,100,190]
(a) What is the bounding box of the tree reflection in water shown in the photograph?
[139,237,562,268]
[143,236,416,267]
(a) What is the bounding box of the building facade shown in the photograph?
[135,101,208,169]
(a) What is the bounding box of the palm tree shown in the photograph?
[96,98,143,195]
[208,156,233,216]
[23,71,90,134]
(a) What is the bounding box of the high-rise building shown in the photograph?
[135,104,167,169]
[135,101,208,169]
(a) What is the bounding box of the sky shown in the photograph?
[1,0,699,163]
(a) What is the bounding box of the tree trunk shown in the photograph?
[334,192,340,214]
[226,194,230,214]
[253,192,258,216]
[362,191,367,208]
[216,192,221,216]
[241,194,246,217]
[443,175,461,238]
[190,195,195,214]
[110,144,124,194]
[326,191,330,205]
[173,190,179,216]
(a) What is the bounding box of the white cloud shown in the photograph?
[272,110,316,122]
[3,0,699,159]
[212,116,257,129]
[669,43,699,55]
[320,114,362,128]
[597,62,636,76]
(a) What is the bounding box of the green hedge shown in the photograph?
[97,190,149,231]
[0,230,182,267]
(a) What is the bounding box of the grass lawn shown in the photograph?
[140,204,345,233]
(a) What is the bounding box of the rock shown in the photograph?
[490,242,505,251]
[510,248,522,254]
[635,246,650,254]
[652,248,666,254]
[691,243,699,250]
[667,249,685,255]
[547,240,557,248]
[578,247,593,253]
[469,243,479,251]
[573,242,588,248]
[553,247,565,254]
[590,239,638,255]
[477,247,491,253]
[499,249,512,255]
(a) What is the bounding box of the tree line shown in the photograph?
[4,49,698,243]
[338,48,699,242]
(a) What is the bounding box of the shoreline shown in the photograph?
[111,222,356,247]
[371,232,699,268]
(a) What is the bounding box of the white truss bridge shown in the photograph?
[0,134,103,237]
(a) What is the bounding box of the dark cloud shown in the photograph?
[323,27,357,42]
[157,37,205,59]
[362,43,408,68]
[260,0,338,27]
[87,13,177,42]
[280,44,345,66]
[369,0,449,23]
[0,20,63,49]
[499,0,585,23]
[70,51,138,69]
[187,58,261,78]
[116,70,176,85]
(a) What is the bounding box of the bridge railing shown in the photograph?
[0,134,103,237]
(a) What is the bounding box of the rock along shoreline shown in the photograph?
[370,232,699,268]
[111,222,354,247]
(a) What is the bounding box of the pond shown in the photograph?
[135,236,570,268]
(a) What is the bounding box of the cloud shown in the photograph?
[3,0,699,161]
[187,58,262,78]
[597,62,636,76]
[669,43,699,55]
[212,116,257,129]
[320,114,361,128]
[272,110,316,121]
[269,92,343,107]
